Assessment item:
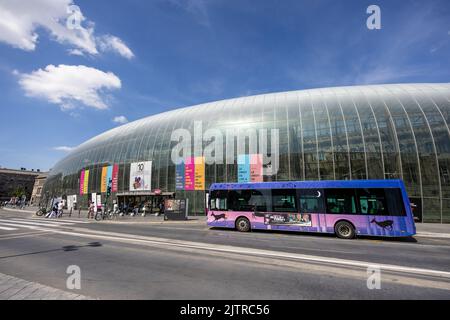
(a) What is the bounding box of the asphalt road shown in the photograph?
[0,208,450,299]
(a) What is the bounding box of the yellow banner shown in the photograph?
[83,169,89,194]
[194,156,205,191]
[101,166,108,193]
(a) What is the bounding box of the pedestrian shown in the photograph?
[46,202,58,218]
[57,201,64,218]
[157,200,165,217]
[88,201,95,219]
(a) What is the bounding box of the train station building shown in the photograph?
[43,83,450,223]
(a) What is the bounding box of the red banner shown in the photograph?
[112,164,119,192]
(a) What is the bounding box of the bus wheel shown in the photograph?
[235,217,251,232]
[334,221,355,239]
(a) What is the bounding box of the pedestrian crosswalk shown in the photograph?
[0,217,89,232]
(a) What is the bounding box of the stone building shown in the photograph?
[0,168,41,202]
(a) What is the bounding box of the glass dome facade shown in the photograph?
[43,83,450,222]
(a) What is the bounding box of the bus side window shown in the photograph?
[272,189,297,212]
[325,189,357,214]
[298,189,325,213]
[210,190,227,211]
[385,188,406,216]
[357,188,388,216]
[227,189,268,212]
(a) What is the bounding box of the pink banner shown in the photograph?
[184,157,195,190]
[79,169,85,195]
[112,164,119,192]
[250,154,263,182]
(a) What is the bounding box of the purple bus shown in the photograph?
[207,180,416,239]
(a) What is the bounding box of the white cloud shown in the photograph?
[17,64,121,110]
[0,0,133,58]
[112,115,128,124]
[98,35,134,60]
[53,146,74,152]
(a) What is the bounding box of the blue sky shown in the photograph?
[0,0,449,171]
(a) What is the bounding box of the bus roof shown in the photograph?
[209,179,406,190]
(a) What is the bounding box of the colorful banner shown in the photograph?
[129,161,152,191]
[107,165,113,189]
[79,169,85,195]
[194,156,205,191]
[175,161,185,190]
[238,154,250,183]
[83,169,90,194]
[112,164,119,192]
[250,154,263,182]
[101,166,108,193]
[184,157,195,190]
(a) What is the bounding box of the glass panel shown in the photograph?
[353,93,384,179]
[300,94,319,180]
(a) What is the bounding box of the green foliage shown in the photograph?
[13,187,26,198]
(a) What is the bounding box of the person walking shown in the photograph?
[57,201,64,218]
[88,201,95,219]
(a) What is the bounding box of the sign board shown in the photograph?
[129,161,152,191]
[164,199,188,221]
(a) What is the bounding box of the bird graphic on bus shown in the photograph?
[370,219,394,230]
[211,213,227,221]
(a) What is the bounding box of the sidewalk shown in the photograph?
[1,206,206,223]
[0,272,91,300]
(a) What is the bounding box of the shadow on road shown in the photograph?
[0,242,102,259]
[209,227,418,243]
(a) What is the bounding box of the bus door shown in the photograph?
[298,189,326,232]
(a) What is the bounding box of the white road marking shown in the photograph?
[5,219,74,226]
[29,218,90,224]
[0,222,43,230]
[0,226,17,231]
[416,232,450,239]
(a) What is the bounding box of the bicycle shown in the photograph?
[95,209,119,221]
[35,207,47,216]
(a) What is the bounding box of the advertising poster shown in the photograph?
[194,156,205,190]
[96,194,102,209]
[250,154,263,182]
[79,169,85,195]
[175,161,185,190]
[107,165,113,188]
[112,164,119,192]
[238,154,250,183]
[129,161,152,191]
[254,211,312,227]
[83,169,90,195]
[184,157,195,190]
[101,166,108,193]
[91,192,97,208]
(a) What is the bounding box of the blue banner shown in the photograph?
[238,154,250,183]
[175,162,185,190]
[107,165,113,186]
